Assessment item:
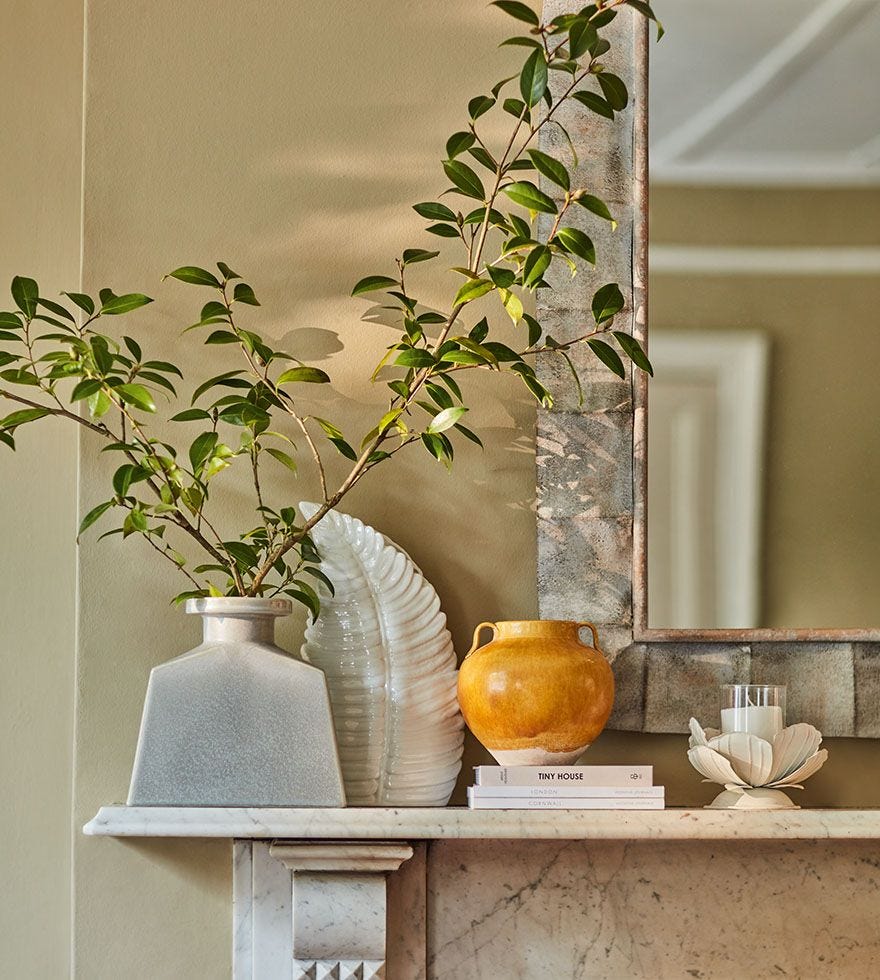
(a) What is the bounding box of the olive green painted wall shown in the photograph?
[0,1,82,977]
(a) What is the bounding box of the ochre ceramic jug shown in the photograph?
[457,620,614,765]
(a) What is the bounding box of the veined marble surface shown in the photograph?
[428,838,880,979]
[83,805,880,840]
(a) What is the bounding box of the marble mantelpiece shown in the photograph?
[86,806,880,979]
[84,805,880,841]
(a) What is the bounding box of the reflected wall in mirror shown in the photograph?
[646,0,880,630]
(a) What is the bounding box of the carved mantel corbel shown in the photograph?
[234,839,414,980]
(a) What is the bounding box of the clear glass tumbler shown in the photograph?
[720,684,786,742]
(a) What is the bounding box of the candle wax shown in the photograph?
[720,705,783,742]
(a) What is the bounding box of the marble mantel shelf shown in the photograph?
[84,805,880,841]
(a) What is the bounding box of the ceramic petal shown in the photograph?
[688,717,709,748]
[707,732,774,786]
[687,745,748,786]
[768,748,828,788]
[768,723,823,783]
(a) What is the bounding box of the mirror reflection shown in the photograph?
[647,0,880,629]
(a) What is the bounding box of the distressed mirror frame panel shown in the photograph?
[535,9,880,738]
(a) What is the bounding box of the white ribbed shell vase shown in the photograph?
[687,717,828,810]
[299,502,464,806]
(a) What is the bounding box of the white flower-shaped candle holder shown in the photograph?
[687,717,829,810]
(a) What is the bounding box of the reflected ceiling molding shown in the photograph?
[651,0,876,172]
[650,244,880,276]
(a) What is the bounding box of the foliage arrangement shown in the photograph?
[0,0,659,613]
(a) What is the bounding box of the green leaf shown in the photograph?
[425,223,461,238]
[517,370,553,408]
[502,181,557,215]
[302,565,336,597]
[526,149,569,190]
[100,293,153,315]
[503,97,528,119]
[499,289,524,324]
[276,366,331,384]
[413,201,456,222]
[62,292,94,316]
[597,72,628,110]
[519,48,548,108]
[587,338,625,378]
[265,446,298,472]
[402,248,440,266]
[453,278,495,307]
[469,317,489,343]
[112,463,137,497]
[71,379,104,402]
[425,381,453,409]
[123,335,142,361]
[11,277,38,318]
[142,360,184,378]
[575,193,617,229]
[613,331,653,375]
[554,226,595,263]
[223,540,259,570]
[500,35,543,49]
[521,314,542,347]
[592,283,625,325]
[468,95,496,120]
[569,18,598,58]
[483,341,522,362]
[467,146,498,172]
[351,275,398,296]
[170,408,211,422]
[78,500,114,538]
[491,1,540,27]
[487,265,516,289]
[395,348,436,369]
[167,266,222,287]
[233,283,260,306]
[330,437,358,461]
[0,312,22,329]
[0,407,51,429]
[283,584,321,623]
[454,423,483,447]
[523,245,551,287]
[217,261,241,281]
[625,0,664,39]
[116,383,157,412]
[572,90,614,119]
[189,431,219,471]
[191,370,245,403]
[205,330,239,345]
[443,159,485,201]
[446,131,475,159]
[38,297,75,322]
[427,406,468,434]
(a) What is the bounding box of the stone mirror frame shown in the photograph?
[534,11,879,739]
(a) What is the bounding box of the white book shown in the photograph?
[469,785,664,799]
[474,765,652,788]
[467,791,665,811]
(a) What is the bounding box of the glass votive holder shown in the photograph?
[720,684,786,742]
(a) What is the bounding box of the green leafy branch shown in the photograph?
[0,0,660,616]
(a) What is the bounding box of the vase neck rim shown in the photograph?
[494,620,582,638]
[185,597,292,619]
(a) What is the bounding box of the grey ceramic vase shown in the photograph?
[127,597,346,807]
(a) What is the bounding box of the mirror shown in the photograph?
[646,1,880,630]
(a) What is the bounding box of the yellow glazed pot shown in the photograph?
[457,620,614,765]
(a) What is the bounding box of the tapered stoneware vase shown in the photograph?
[127,597,345,806]
[457,620,614,765]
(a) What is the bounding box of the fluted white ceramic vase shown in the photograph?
[299,502,464,806]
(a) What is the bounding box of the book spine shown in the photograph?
[474,766,652,787]
[467,796,665,810]
[468,785,664,799]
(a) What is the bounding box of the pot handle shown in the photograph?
[464,622,497,659]
[576,621,601,651]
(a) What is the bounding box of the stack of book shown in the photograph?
[467,764,664,809]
